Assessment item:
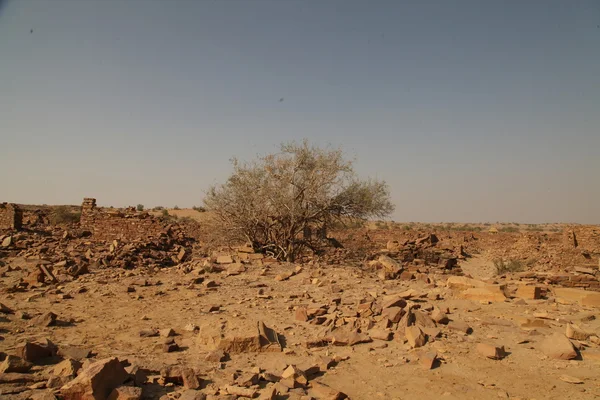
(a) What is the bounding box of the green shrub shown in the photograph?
[161,209,169,217]
[192,205,206,212]
[136,204,144,211]
[173,205,180,210]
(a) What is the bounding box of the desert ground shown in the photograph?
[1,202,600,400]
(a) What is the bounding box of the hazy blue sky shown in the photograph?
[1,0,598,223]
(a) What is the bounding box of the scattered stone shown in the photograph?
[0,303,14,314]
[420,352,438,369]
[540,333,578,360]
[18,339,57,363]
[182,368,201,389]
[205,350,227,362]
[516,285,542,300]
[476,343,506,360]
[31,312,57,327]
[0,355,33,373]
[559,375,584,384]
[224,385,257,398]
[460,286,506,303]
[566,324,590,341]
[448,321,472,334]
[60,357,128,400]
[160,328,176,337]
[51,358,82,377]
[58,346,91,360]
[179,390,207,400]
[216,255,234,264]
[309,381,347,400]
[405,326,426,348]
[139,329,159,337]
[107,386,143,400]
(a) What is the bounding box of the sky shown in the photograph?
[0,0,599,223]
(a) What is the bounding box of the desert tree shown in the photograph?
[204,140,394,261]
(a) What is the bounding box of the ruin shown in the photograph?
[0,202,23,230]
[79,198,169,242]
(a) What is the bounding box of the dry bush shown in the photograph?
[493,258,524,275]
[50,206,81,225]
[204,140,394,261]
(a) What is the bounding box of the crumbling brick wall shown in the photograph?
[0,203,23,230]
[80,198,168,242]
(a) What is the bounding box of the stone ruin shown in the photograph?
[0,202,23,230]
[79,198,170,242]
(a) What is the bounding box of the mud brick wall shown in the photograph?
[80,198,167,242]
[0,203,23,230]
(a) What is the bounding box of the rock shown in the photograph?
[160,328,175,337]
[18,339,58,363]
[476,343,506,360]
[258,386,277,400]
[553,288,600,308]
[430,308,449,324]
[566,324,590,341]
[515,285,542,300]
[32,312,58,327]
[0,303,14,314]
[448,321,472,334]
[58,347,91,361]
[226,263,246,276]
[107,386,142,400]
[224,385,257,398]
[540,333,578,360]
[205,350,227,362]
[0,355,33,373]
[559,375,584,384]
[60,357,128,400]
[48,375,73,389]
[1,236,12,247]
[420,352,438,369]
[52,359,82,377]
[216,255,234,264]
[182,368,201,389]
[203,280,218,288]
[163,342,179,353]
[327,330,372,346]
[381,307,404,323]
[369,327,393,341]
[446,276,487,290]
[275,272,294,281]
[381,295,407,309]
[460,286,506,303]
[405,326,426,348]
[236,372,260,387]
[376,255,403,279]
[139,329,159,338]
[179,390,207,400]
[414,310,436,328]
[295,307,309,322]
[309,382,347,400]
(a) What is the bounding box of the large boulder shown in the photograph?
[60,357,128,400]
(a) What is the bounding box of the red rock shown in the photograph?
[107,386,142,400]
[60,357,128,400]
[18,339,57,363]
[405,326,426,348]
[381,307,404,323]
[309,382,347,400]
[516,285,542,300]
[0,355,32,373]
[540,333,578,360]
[420,352,438,369]
[476,343,506,359]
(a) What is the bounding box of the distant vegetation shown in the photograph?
[136,204,144,211]
[192,205,206,213]
[50,206,81,225]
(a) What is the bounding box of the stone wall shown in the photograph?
[79,198,168,242]
[0,203,23,230]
